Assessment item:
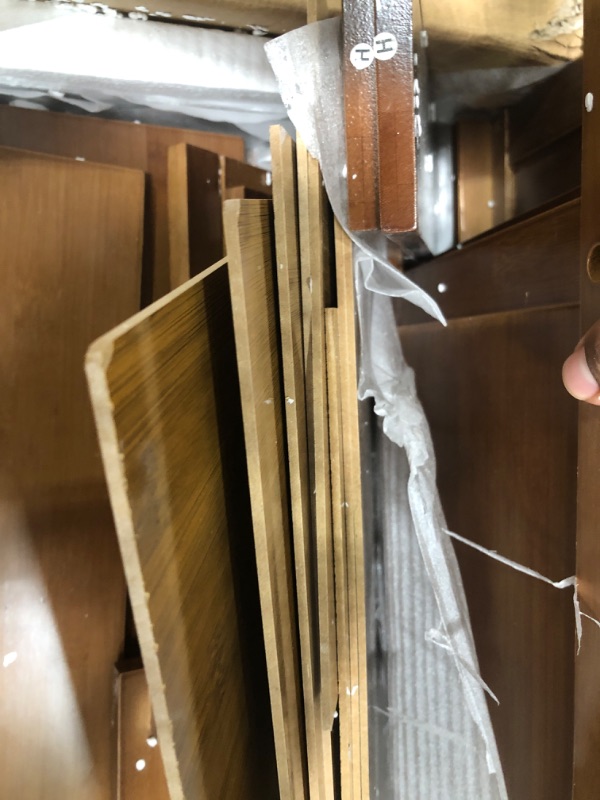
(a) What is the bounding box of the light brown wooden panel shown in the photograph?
[0,106,244,301]
[0,147,144,800]
[400,306,578,800]
[398,196,580,325]
[117,669,169,800]
[297,137,338,732]
[86,257,277,800]
[167,143,223,288]
[270,126,326,800]
[334,221,369,799]
[223,200,308,800]
[573,2,600,796]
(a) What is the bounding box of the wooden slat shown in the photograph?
[325,308,353,800]
[334,221,369,798]
[0,147,144,800]
[396,196,580,326]
[375,0,416,233]
[400,307,578,799]
[0,106,244,301]
[270,125,326,800]
[117,669,170,800]
[343,0,379,231]
[297,137,339,732]
[167,144,223,288]
[85,257,278,800]
[573,2,600,796]
[220,156,272,200]
[223,200,308,800]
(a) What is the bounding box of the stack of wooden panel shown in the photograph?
[0,106,277,800]
[86,125,370,799]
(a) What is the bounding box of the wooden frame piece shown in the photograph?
[573,4,600,796]
[343,0,379,231]
[223,199,308,800]
[375,0,416,233]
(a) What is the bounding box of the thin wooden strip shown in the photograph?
[0,146,143,800]
[573,1,600,796]
[343,0,379,231]
[375,0,416,233]
[167,143,223,289]
[220,155,272,200]
[223,199,308,800]
[297,135,339,732]
[325,307,353,800]
[85,257,278,800]
[270,125,326,800]
[334,219,370,798]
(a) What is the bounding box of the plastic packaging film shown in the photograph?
[266,18,509,799]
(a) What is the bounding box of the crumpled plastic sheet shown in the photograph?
[266,18,508,800]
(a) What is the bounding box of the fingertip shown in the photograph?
[563,347,600,403]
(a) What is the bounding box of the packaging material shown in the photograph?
[266,18,508,799]
[0,1,289,140]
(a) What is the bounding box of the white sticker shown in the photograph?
[350,43,374,70]
[374,31,398,61]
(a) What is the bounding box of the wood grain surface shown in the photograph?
[167,143,223,288]
[343,0,379,231]
[223,200,308,800]
[400,307,578,800]
[117,669,169,800]
[334,221,369,799]
[0,106,244,301]
[573,2,600,796]
[270,126,327,800]
[297,137,339,732]
[0,146,144,800]
[86,257,277,800]
[375,0,416,233]
[397,196,580,325]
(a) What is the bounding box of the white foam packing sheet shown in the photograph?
[0,1,289,140]
[265,18,508,799]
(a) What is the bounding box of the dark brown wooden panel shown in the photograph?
[573,3,600,797]
[0,147,144,799]
[397,197,580,325]
[343,0,378,231]
[167,143,223,288]
[514,127,582,217]
[400,306,578,800]
[508,59,583,167]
